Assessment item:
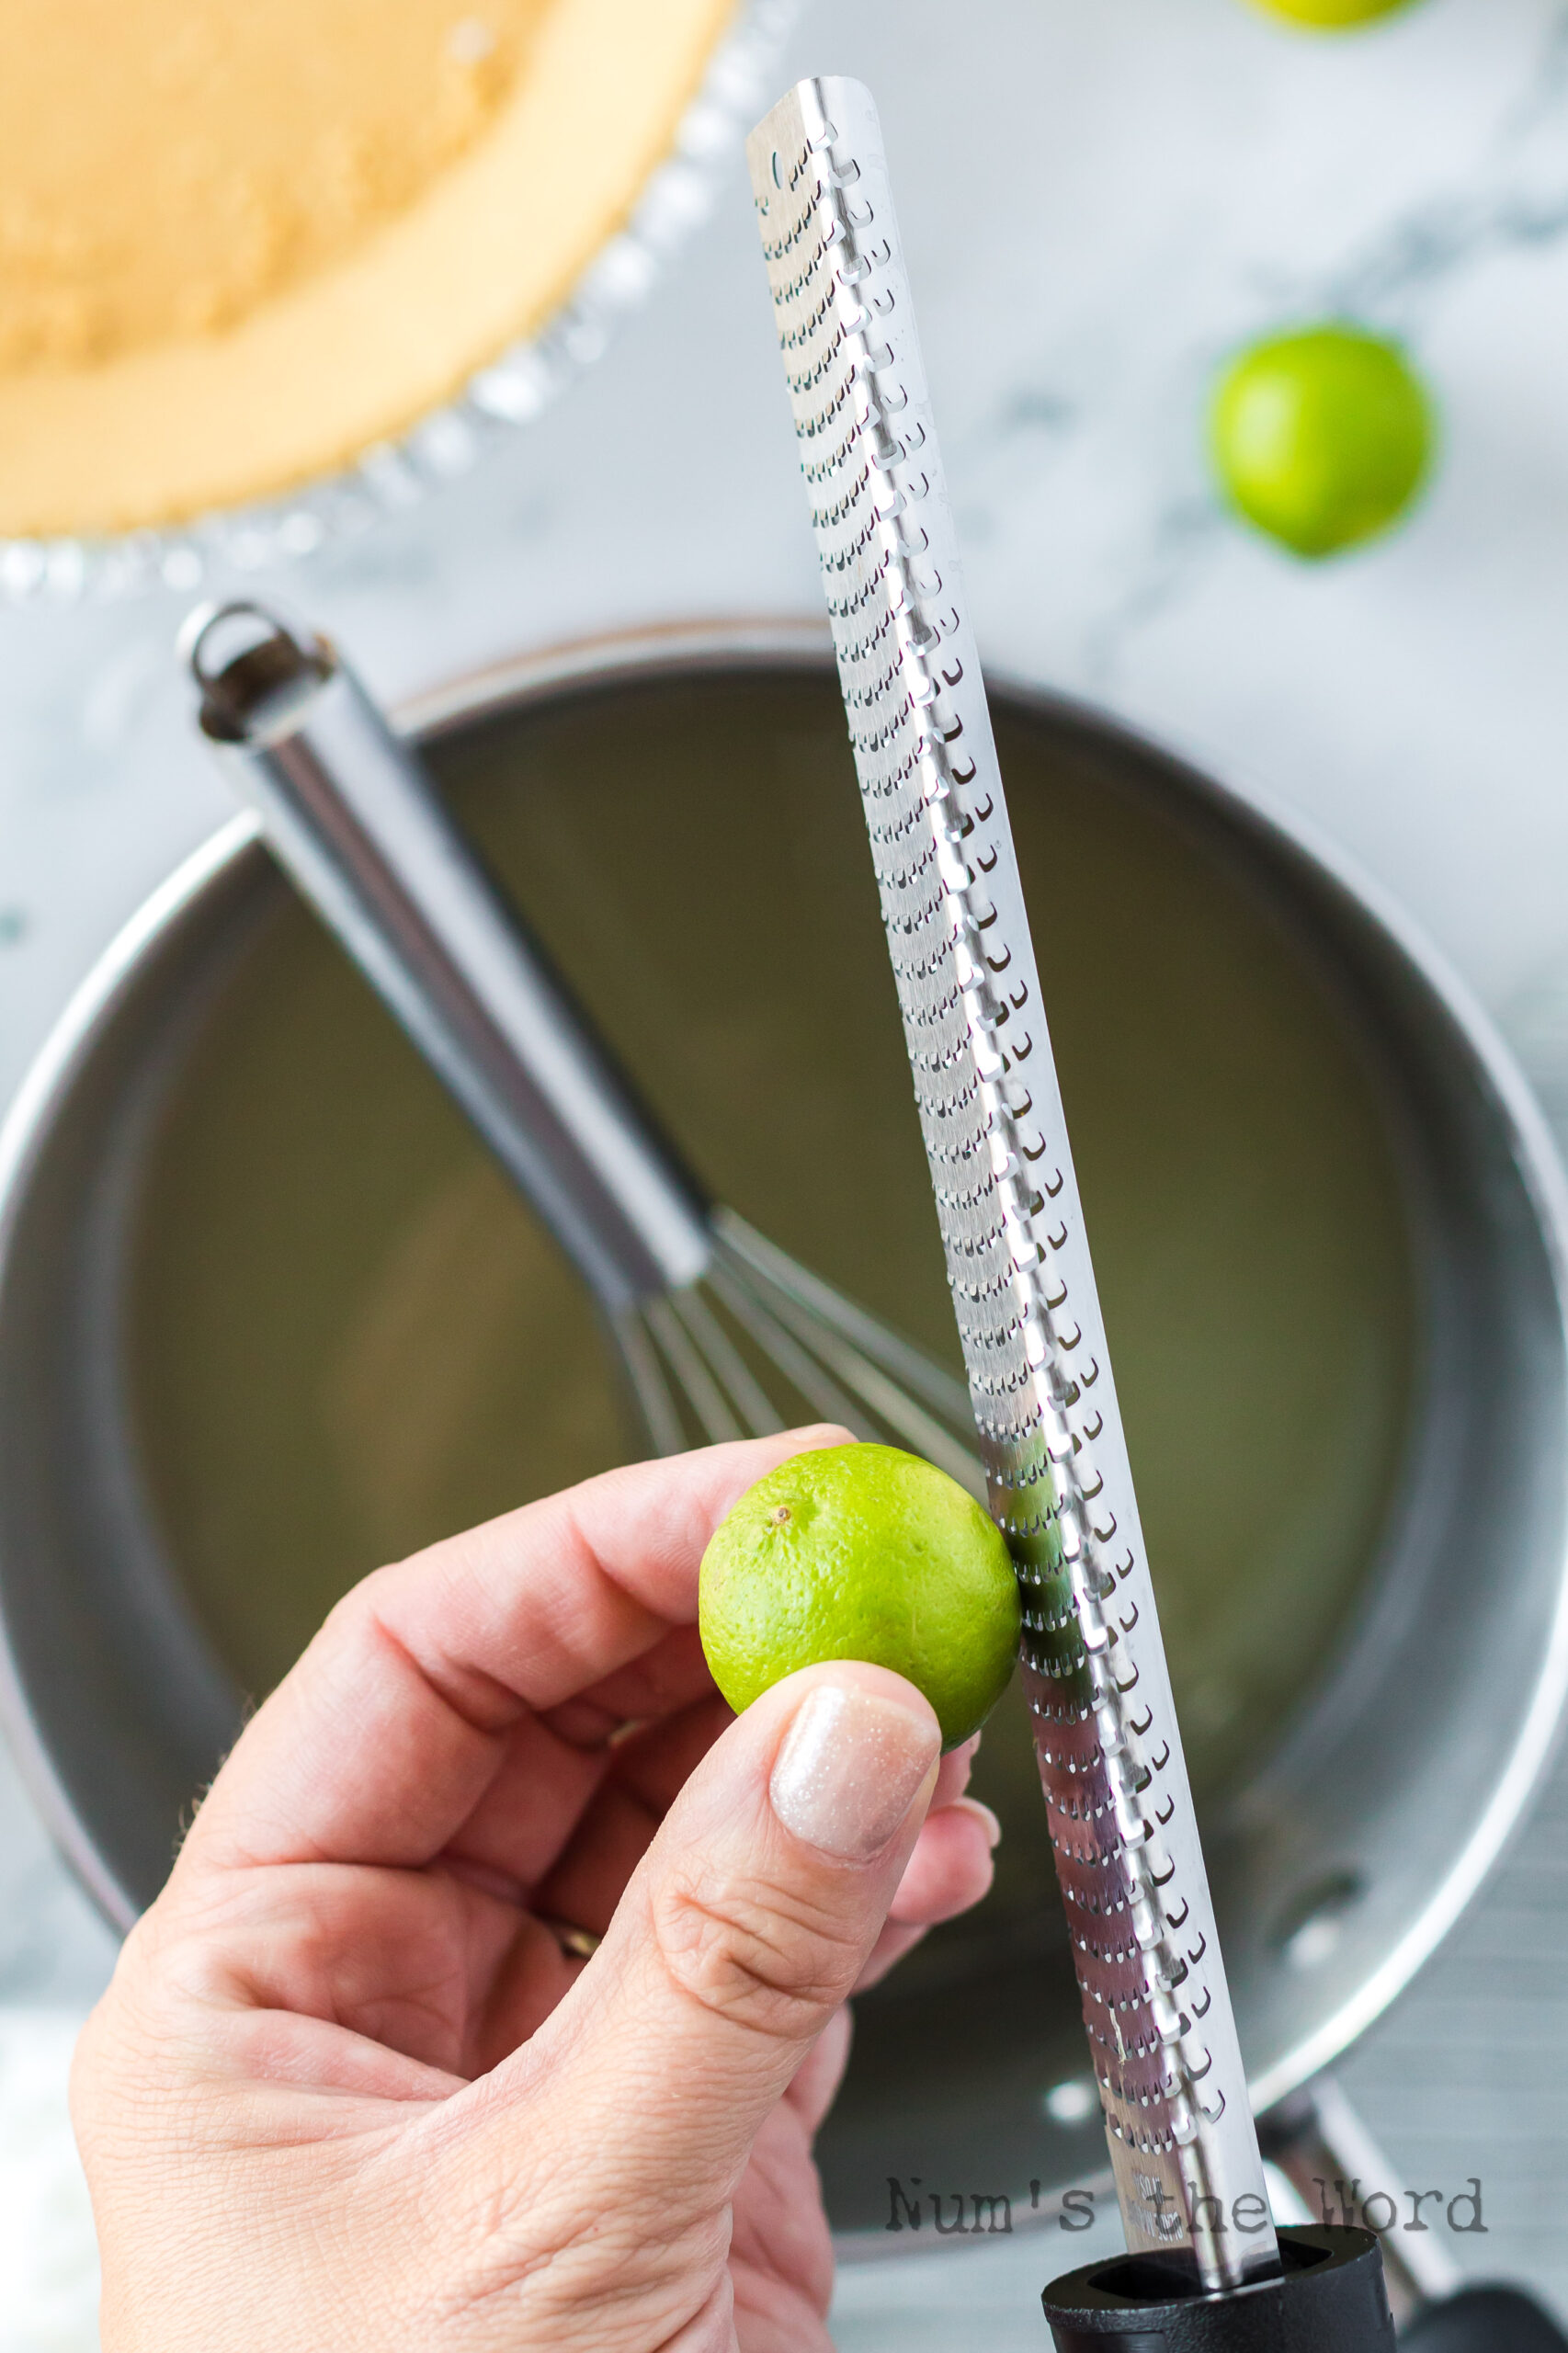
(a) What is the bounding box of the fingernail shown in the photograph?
[770,1685,940,1860]
[954,1796,1003,1849]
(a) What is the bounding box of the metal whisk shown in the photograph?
[184,601,980,1495]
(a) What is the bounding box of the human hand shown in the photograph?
[73,1429,1001,2351]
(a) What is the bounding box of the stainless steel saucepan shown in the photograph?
[1,624,1566,2256]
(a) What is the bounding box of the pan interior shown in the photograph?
[124,667,1416,2227]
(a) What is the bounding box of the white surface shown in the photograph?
[0,2016,99,2353]
[5,0,1568,2340]
[833,2207,1130,2353]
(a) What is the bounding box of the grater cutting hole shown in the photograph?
[1272,1870,1365,1972]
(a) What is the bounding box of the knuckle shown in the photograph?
[652,1868,864,2040]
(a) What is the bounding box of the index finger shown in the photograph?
[182,1427,846,1878]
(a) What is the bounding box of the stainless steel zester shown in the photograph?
[748,76,1278,2293]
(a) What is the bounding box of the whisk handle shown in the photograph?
[185,601,713,1314]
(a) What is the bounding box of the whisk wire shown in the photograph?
[718,1263,982,1494]
[612,1309,687,1458]
[699,1267,872,1437]
[713,1211,974,1426]
[617,1218,985,1495]
[666,1287,785,1438]
[642,1295,745,1446]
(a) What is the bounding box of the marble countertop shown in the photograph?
[5,0,1568,2342]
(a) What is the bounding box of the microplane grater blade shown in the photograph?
[748,76,1277,2288]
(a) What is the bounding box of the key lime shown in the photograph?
[699,1443,1020,1751]
[1244,0,1418,26]
[1210,324,1434,559]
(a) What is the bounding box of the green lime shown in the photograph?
[1244,0,1418,26]
[699,1443,1020,1751]
[1210,324,1435,559]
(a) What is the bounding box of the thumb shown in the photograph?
[497,1662,940,2221]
